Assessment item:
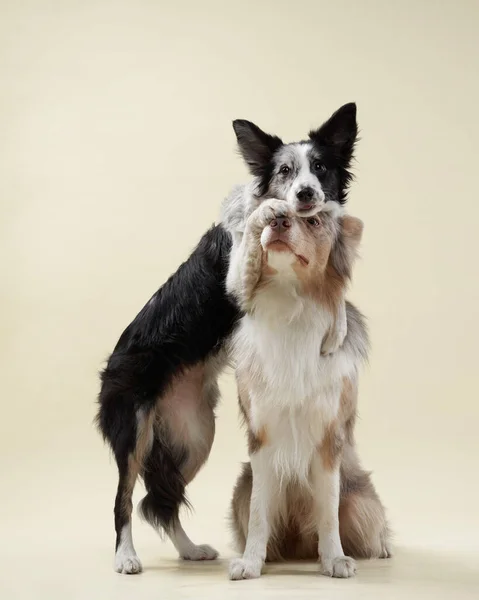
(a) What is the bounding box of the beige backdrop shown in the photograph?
[1,1,478,598]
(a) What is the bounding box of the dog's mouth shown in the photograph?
[295,202,323,217]
[266,240,309,266]
[296,203,315,212]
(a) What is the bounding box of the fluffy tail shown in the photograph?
[138,434,190,532]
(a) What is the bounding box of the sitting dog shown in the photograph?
[227,200,390,580]
[96,103,359,573]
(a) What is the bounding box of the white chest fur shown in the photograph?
[234,293,356,403]
[233,294,357,483]
[252,392,341,484]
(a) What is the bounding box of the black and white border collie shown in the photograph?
[96,103,359,573]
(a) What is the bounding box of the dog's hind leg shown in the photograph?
[114,408,154,574]
[339,489,392,559]
[139,362,221,560]
[339,445,392,560]
[168,372,220,561]
[169,518,219,560]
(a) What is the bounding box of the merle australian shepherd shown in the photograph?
[97,103,360,573]
[226,200,390,581]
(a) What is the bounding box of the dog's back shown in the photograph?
[98,224,237,449]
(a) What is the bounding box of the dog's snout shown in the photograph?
[296,187,315,202]
[270,217,291,231]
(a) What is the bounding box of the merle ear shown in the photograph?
[309,103,358,160]
[329,216,363,280]
[341,215,363,251]
[232,119,283,177]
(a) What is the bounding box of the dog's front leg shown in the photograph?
[227,199,292,311]
[321,295,347,355]
[312,433,356,578]
[229,450,277,580]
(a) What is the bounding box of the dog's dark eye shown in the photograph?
[313,161,326,174]
[279,165,290,175]
[307,217,320,227]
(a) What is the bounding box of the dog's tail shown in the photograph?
[138,433,191,532]
[97,377,190,534]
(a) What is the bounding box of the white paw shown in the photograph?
[380,544,392,559]
[251,199,293,230]
[114,553,143,574]
[229,557,263,580]
[321,327,346,355]
[180,544,218,561]
[321,308,347,355]
[320,555,356,578]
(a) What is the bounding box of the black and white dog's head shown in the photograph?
[232,103,358,217]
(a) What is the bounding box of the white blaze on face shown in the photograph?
[287,143,325,210]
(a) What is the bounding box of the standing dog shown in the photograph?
[96,103,358,573]
[227,200,390,580]
[97,226,238,573]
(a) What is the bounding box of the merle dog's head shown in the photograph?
[233,103,358,217]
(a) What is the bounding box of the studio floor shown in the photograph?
[3,419,479,600]
[2,372,479,600]
[2,543,478,600]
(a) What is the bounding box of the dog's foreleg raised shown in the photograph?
[226,199,292,311]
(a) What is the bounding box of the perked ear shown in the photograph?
[329,215,363,280]
[309,103,358,160]
[341,215,363,252]
[232,119,283,177]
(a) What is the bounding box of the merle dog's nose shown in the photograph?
[270,217,291,231]
[296,187,315,202]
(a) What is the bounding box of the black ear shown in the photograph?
[309,103,358,161]
[232,119,283,177]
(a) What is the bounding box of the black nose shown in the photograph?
[296,187,315,201]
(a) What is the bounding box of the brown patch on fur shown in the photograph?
[317,377,357,471]
[121,408,155,515]
[262,264,278,278]
[296,215,363,317]
[122,456,140,515]
[339,377,356,419]
[339,376,358,445]
[248,425,268,453]
[236,375,267,453]
[328,216,363,281]
[293,234,344,319]
[236,373,251,420]
[342,215,364,243]
[158,364,219,485]
[133,409,155,468]
[238,392,267,454]
[318,420,344,471]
